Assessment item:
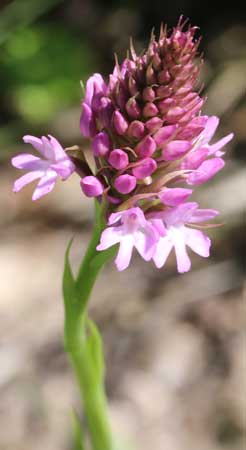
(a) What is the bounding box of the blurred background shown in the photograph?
[0,1,245,449]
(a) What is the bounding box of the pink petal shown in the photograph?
[172,228,191,273]
[115,236,134,271]
[152,236,173,269]
[80,176,104,198]
[13,170,43,193]
[181,148,209,170]
[31,171,57,201]
[134,230,156,261]
[162,202,198,226]
[96,227,121,251]
[184,227,211,257]
[11,153,46,170]
[80,103,97,138]
[23,135,51,159]
[190,208,219,223]
[199,116,219,145]
[84,73,107,106]
[48,135,67,161]
[187,158,225,185]
[159,188,193,206]
[208,133,234,155]
[162,140,192,161]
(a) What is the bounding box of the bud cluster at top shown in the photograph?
[12,18,233,272]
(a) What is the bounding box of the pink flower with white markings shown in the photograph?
[150,202,219,273]
[12,135,75,200]
[97,207,160,271]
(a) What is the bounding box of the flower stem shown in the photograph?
[63,200,117,450]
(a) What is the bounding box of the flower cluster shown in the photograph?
[12,18,233,272]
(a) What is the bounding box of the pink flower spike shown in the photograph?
[96,207,158,271]
[159,188,193,206]
[12,135,75,200]
[114,174,137,194]
[187,158,225,185]
[132,158,157,179]
[80,176,104,197]
[92,131,111,157]
[108,149,129,170]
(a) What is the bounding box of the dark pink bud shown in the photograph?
[114,174,137,194]
[152,53,162,70]
[92,131,111,157]
[156,86,172,98]
[166,107,185,123]
[153,125,177,146]
[126,97,141,119]
[159,187,193,206]
[97,97,114,127]
[162,140,192,160]
[143,102,159,118]
[113,111,128,135]
[128,76,138,96]
[108,149,129,170]
[135,135,157,157]
[146,64,157,84]
[132,158,157,179]
[80,103,96,138]
[142,87,156,102]
[127,120,145,139]
[157,70,171,84]
[80,176,104,197]
[158,98,174,114]
[145,117,163,133]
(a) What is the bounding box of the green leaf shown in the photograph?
[71,410,87,450]
[63,239,82,349]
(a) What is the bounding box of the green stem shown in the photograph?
[64,200,117,450]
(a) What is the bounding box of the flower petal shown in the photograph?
[115,236,134,271]
[152,236,173,269]
[171,227,191,273]
[187,158,225,185]
[184,227,211,257]
[190,208,219,223]
[134,229,156,261]
[31,170,57,201]
[11,153,47,171]
[13,171,43,193]
[208,133,234,155]
[159,187,193,206]
[96,227,122,251]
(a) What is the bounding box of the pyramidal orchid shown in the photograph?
[11,18,234,450]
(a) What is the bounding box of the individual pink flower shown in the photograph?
[12,135,75,201]
[96,207,160,271]
[182,116,234,185]
[150,202,219,273]
[80,73,107,138]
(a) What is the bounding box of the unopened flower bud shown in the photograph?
[127,120,145,139]
[114,174,137,194]
[132,158,157,179]
[145,117,163,133]
[80,176,104,197]
[108,149,129,170]
[92,131,111,157]
[80,103,96,138]
[142,87,155,102]
[153,125,177,146]
[143,102,159,118]
[126,97,141,119]
[113,111,128,135]
[135,135,157,157]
